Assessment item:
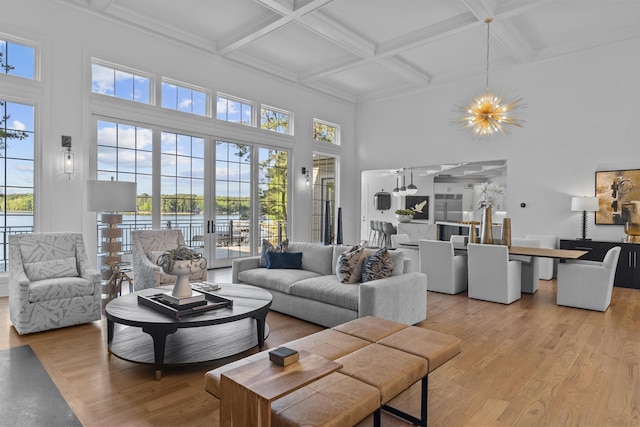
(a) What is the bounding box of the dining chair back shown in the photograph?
[467,243,521,304]
[420,239,467,294]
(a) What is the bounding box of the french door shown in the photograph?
[206,141,289,268]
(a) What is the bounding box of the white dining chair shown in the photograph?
[525,234,557,280]
[511,237,541,294]
[556,246,621,311]
[419,239,467,294]
[467,243,521,304]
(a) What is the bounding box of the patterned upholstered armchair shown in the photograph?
[131,229,207,291]
[9,232,101,335]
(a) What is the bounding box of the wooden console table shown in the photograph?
[219,351,342,427]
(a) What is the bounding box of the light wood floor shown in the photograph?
[1,269,639,427]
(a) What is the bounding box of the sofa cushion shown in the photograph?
[288,242,335,276]
[289,275,360,311]
[336,246,364,284]
[23,257,79,282]
[267,251,303,269]
[237,268,321,294]
[361,248,394,283]
[259,239,289,267]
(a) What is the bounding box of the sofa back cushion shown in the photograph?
[287,242,334,275]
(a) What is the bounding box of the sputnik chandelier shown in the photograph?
[455,18,525,138]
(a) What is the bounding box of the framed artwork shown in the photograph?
[405,195,429,220]
[595,169,640,225]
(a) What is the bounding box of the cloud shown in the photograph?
[10,120,25,131]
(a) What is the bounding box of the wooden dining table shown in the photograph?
[400,241,588,260]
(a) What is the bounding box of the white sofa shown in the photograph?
[231,242,428,328]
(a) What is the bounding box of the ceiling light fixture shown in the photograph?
[392,173,400,197]
[406,168,418,195]
[455,18,525,138]
[399,169,408,196]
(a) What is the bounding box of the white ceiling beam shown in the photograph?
[257,0,294,15]
[89,0,114,12]
[218,0,334,55]
[376,57,431,87]
[299,12,375,59]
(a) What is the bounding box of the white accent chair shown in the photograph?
[525,234,557,280]
[556,246,621,311]
[511,237,541,294]
[131,229,207,290]
[420,239,467,294]
[467,243,522,304]
[9,232,101,335]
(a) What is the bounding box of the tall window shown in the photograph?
[217,94,254,126]
[161,132,205,245]
[161,79,207,116]
[0,100,34,271]
[261,105,292,135]
[313,119,339,145]
[91,60,151,104]
[96,120,152,238]
[215,141,251,258]
[311,154,336,244]
[0,38,36,79]
[258,148,288,246]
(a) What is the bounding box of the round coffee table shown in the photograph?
[105,283,272,379]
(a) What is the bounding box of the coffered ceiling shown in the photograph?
[60,0,640,104]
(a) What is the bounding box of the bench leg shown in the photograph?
[381,375,428,426]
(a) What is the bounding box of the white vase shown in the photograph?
[165,260,201,298]
[396,214,413,223]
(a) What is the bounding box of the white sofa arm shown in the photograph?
[359,272,427,325]
[232,256,261,283]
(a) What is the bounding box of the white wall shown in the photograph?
[1,0,359,264]
[356,37,640,243]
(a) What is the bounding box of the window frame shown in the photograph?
[161,77,211,118]
[0,32,39,81]
[260,104,293,136]
[216,93,256,127]
[312,118,340,145]
[91,57,155,105]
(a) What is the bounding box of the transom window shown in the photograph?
[91,59,151,104]
[162,79,208,116]
[217,94,254,126]
[313,119,339,145]
[261,105,292,135]
[0,37,36,80]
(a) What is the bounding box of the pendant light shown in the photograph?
[455,18,525,138]
[392,173,400,197]
[399,169,407,196]
[406,168,418,195]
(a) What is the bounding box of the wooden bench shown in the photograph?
[205,316,461,427]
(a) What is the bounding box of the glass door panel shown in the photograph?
[257,148,288,253]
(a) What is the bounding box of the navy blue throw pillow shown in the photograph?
[266,251,303,269]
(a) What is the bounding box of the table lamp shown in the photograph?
[87,178,137,269]
[571,196,599,240]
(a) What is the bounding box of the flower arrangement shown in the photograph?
[477,182,504,209]
[156,246,207,274]
[395,208,415,216]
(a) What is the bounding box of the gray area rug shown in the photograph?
[0,345,81,427]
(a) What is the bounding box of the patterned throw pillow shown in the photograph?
[336,245,364,284]
[361,248,395,283]
[259,239,289,267]
[23,257,79,282]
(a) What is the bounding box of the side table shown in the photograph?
[220,351,342,427]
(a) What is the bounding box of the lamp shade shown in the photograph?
[571,196,599,212]
[87,180,137,212]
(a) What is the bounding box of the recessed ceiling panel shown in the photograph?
[318,62,411,96]
[511,1,640,52]
[399,25,516,80]
[320,0,469,44]
[235,22,357,74]
[111,0,277,41]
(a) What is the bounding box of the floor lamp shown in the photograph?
[571,196,599,240]
[87,179,137,302]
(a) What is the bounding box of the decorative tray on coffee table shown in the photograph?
[137,287,233,319]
